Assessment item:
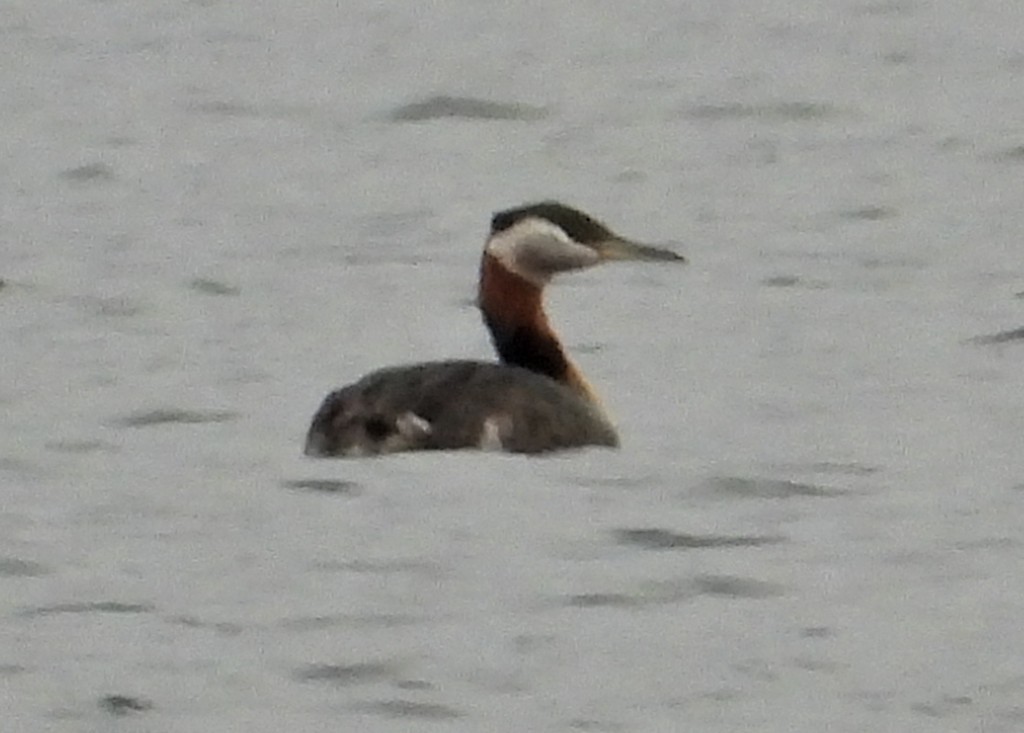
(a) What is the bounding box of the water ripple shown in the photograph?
[281,478,362,495]
[997,144,1024,162]
[693,574,786,598]
[387,95,547,122]
[111,409,238,428]
[296,661,400,686]
[566,575,785,608]
[171,615,244,636]
[686,101,836,122]
[189,278,240,296]
[613,528,785,550]
[18,601,154,617]
[352,699,465,720]
[98,695,153,716]
[0,557,50,578]
[60,162,115,182]
[280,613,422,630]
[837,205,898,222]
[45,439,119,454]
[762,274,807,288]
[969,327,1024,345]
[700,476,845,499]
[566,593,642,609]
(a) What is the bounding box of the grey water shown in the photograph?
[3,1,1024,731]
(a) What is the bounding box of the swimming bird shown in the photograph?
[304,201,685,457]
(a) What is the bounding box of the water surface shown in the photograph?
[3,1,1024,731]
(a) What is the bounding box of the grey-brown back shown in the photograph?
[304,360,619,457]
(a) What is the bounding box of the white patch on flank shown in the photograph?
[478,414,511,451]
[396,412,432,440]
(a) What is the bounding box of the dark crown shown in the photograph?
[490,201,614,244]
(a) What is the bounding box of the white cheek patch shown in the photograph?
[486,217,598,284]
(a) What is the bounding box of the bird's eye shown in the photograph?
[363,416,393,440]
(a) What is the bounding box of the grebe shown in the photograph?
[304,201,685,457]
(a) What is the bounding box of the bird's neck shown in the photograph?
[478,254,600,403]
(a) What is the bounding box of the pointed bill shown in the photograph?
[594,237,686,263]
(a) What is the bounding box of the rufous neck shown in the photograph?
[478,254,599,402]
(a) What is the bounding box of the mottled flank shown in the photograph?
[18,601,153,617]
[969,326,1024,345]
[113,408,238,428]
[189,277,240,296]
[353,699,465,720]
[388,95,547,122]
[99,695,153,716]
[614,528,785,550]
[60,162,114,181]
[0,557,50,577]
[305,361,617,457]
[296,661,399,686]
[702,476,845,498]
[687,101,835,121]
[281,478,361,495]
